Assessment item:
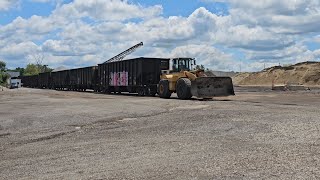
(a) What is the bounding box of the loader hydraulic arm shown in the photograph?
[184,71,197,81]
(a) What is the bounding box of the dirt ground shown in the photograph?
[1,87,320,179]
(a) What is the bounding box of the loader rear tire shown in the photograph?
[158,80,171,98]
[176,78,192,100]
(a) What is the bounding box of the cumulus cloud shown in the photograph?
[30,0,51,2]
[0,0,19,11]
[0,0,319,71]
[0,41,40,68]
[216,0,320,34]
[203,0,320,67]
[171,44,235,69]
[215,25,295,51]
[52,0,163,21]
[245,44,308,61]
[314,35,320,43]
[313,49,320,59]
[0,42,39,59]
[0,15,58,45]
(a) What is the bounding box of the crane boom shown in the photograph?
[104,42,143,63]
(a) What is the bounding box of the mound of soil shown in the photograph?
[233,61,320,86]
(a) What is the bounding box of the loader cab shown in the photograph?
[171,58,196,73]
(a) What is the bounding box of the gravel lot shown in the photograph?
[1,87,320,179]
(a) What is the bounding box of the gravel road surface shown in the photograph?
[1,88,320,179]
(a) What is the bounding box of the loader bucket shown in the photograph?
[191,77,235,98]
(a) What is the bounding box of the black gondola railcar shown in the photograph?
[98,57,169,96]
[51,70,69,90]
[38,72,51,88]
[68,66,98,91]
[20,75,39,88]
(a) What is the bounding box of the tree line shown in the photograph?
[0,60,53,86]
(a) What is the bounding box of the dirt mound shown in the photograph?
[233,61,320,86]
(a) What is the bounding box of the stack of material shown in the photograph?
[233,61,320,86]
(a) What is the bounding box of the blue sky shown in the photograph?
[130,0,229,17]
[0,0,319,71]
[1,1,53,25]
[0,0,229,24]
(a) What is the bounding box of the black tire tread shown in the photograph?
[176,78,192,100]
[158,80,171,98]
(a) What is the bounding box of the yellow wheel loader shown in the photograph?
[158,58,235,99]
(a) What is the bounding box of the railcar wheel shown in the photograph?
[138,88,145,96]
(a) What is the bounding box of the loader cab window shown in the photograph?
[171,58,193,72]
[172,59,179,71]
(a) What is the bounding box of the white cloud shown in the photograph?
[217,0,320,34]
[29,0,69,6]
[246,44,308,61]
[202,0,320,68]
[170,44,236,71]
[0,41,39,68]
[314,35,320,43]
[0,15,57,45]
[215,25,295,51]
[0,42,39,59]
[52,0,163,21]
[0,0,19,11]
[1,0,320,71]
[313,49,320,59]
[30,0,51,2]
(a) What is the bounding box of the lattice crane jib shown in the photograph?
[104,42,143,63]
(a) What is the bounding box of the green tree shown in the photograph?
[28,53,52,73]
[24,64,52,76]
[15,67,25,76]
[39,65,53,73]
[24,64,40,76]
[0,61,8,85]
[0,61,6,71]
[0,73,9,85]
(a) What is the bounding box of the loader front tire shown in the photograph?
[158,80,171,98]
[176,78,192,100]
